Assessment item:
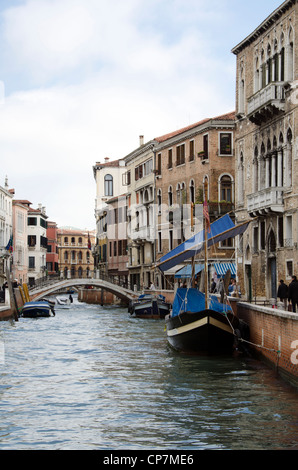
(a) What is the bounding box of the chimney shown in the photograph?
[139,135,144,146]
[104,157,110,163]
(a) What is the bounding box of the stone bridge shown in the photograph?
[29,278,138,303]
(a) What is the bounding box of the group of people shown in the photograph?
[277,276,298,312]
[210,277,241,298]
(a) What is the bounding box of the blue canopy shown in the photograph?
[174,264,205,279]
[157,214,250,273]
[213,263,236,277]
[172,288,232,317]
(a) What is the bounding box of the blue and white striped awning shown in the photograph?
[213,263,236,277]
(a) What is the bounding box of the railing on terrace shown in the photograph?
[247,82,286,116]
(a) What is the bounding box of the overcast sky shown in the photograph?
[0,0,283,230]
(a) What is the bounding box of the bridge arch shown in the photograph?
[29,278,137,303]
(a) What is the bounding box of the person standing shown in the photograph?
[288,276,298,313]
[277,280,288,310]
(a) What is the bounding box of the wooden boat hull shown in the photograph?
[165,309,240,355]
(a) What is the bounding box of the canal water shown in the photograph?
[0,297,297,450]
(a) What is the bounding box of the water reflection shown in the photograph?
[0,301,297,450]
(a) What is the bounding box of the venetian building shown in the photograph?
[57,228,95,279]
[27,204,48,286]
[93,158,126,277]
[12,200,29,284]
[46,221,59,278]
[232,0,298,301]
[153,113,236,290]
[0,178,13,286]
[123,136,157,291]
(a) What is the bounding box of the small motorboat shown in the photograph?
[129,294,171,319]
[56,296,71,308]
[21,300,55,318]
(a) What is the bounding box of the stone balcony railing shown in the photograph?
[247,187,284,216]
[247,82,286,125]
[132,225,155,243]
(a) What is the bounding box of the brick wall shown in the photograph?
[78,288,126,306]
[237,302,298,388]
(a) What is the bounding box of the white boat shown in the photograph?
[56,296,71,308]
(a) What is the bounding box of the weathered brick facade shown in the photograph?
[232,0,298,302]
[154,112,236,289]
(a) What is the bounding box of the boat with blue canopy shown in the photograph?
[21,300,55,318]
[129,293,171,319]
[156,183,251,355]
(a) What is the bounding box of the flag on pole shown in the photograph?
[203,201,211,234]
[5,235,13,253]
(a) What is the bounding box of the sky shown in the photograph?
[0,0,284,230]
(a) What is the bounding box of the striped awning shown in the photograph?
[213,263,236,277]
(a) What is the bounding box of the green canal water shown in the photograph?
[0,298,297,450]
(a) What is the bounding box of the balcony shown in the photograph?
[208,201,234,217]
[247,187,284,216]
[247,82,286,125]
[133,225,155,243]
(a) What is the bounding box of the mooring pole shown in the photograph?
[5,267,19,322]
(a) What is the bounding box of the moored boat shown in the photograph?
[21,300,55,318]
[157,182,251,355]
[129,294,171,319]
[165,288,243,354]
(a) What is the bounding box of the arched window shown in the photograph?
[168,186,173,206]
[176,183,181,204]
[220,175,232,202]
[189,180,195,204]
[255,57,260,92]
[268,230,276,253]
[104,174,113,196]
[238,153,244,203]
[280,33,285,81]
[157,189,162,213]
[288,28,294,81]
[254,146,259,192]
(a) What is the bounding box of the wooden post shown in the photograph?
[18,285,26,305]
[22,283,30,302]
[204,181,209,309]
[5,267,19,322]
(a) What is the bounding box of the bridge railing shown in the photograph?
[27,271,136,293]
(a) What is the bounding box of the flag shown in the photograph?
[88,232,91,250]
[203,201,211,234]
[5,235,13,253]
